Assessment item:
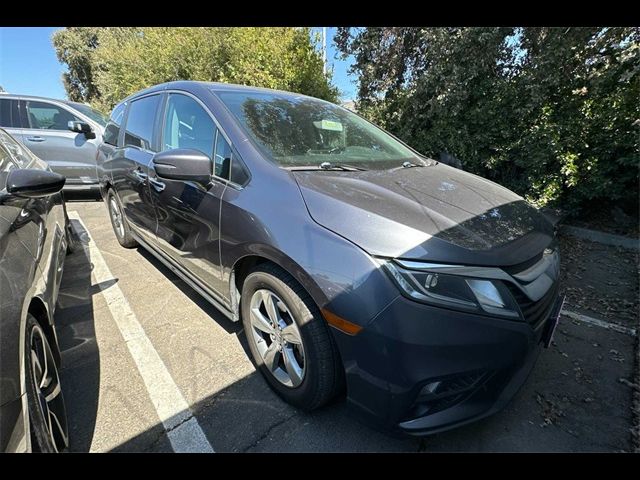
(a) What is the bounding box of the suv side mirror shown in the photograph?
[6,169,66,198]
[153,149,212,185]
[68,121,96,139]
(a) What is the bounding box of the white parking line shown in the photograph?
[561,309,637,337]
[67,212,214,453]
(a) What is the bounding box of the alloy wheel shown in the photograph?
[249,289,306,388]
[29,325,69,452]
[109,196,125,239]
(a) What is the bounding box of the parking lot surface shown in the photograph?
[56,200,638,452]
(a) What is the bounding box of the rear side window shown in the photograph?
[25,100,80,130]
[0,99,21,128]
[103,103,126,147]
[124,95,160,151]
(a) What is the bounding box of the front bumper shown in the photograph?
[332,292,560,436]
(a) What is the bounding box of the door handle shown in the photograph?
[133,169,148,181]
[26,136,45,142]
[149,177,166,192]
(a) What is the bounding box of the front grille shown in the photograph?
[506,281,559,326]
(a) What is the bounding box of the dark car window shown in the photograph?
[213,130,233,180]
[0,129,35,168]
[103,103,126,147]
[0,99,22,129]
[25,100,80,130]
[162,94,215,157]
[124,95,161,151]
[0,140,18,190]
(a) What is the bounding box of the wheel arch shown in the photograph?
[26,297,61,368]
[230,249,329,322]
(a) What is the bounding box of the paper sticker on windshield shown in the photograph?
[313,120,343,132]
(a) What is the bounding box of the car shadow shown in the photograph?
[55,219,105,452]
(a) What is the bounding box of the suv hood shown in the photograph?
[293,164,554,267]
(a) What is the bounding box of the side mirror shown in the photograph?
[6,169,66,198]
[68,121,96,139]
[153,149,212,185]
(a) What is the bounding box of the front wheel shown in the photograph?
[241,263,344,411]
[25,314,69,452]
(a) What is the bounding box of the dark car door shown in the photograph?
[148,92,229,296]
[113,94,162,244]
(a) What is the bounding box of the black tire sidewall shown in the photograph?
[24,315,60,453]
[241,270,328,410]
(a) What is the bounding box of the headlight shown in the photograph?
[377,259,520,319]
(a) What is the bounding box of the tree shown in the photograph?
[53,27,337,113]
[336,27,640,217]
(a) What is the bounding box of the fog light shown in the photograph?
[418,381,441,400]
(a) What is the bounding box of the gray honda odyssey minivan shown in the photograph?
[99,81,563,435]
[0,93,106,191]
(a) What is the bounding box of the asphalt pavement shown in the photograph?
[54,201,637,452]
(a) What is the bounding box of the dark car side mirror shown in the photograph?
[153,149,212,185]
[68,121,96,139]
[6,169,66,198]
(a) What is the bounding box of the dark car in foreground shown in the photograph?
[98,81,563,435]
[0,128,70,452]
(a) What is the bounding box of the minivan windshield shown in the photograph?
[216,91,427,170]
[65,102,108,127]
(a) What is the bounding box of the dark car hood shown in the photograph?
[293,164,554,267]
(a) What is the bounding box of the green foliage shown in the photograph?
[52,27,337,113]
[336,27,640,216]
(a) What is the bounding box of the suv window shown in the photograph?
[213,130,232,180]
[124,95,160,151]
[103,103,126,147]
[25,100,80,130]
[162,93,215,157]
[0,99,22,129]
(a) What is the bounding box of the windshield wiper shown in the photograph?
[401,161,424,168]
[284,163,366,172]
[319,162,367,171]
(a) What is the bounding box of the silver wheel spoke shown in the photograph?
[250,308,274,334]
[249,288,306,388]
[263,343,280,372]
[282,347,303,387]
[45,383,62,403]
[262,291,280,324]
[281,324,302,345]
[31,348,43,382]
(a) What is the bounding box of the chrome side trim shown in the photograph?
[131,232,237,322]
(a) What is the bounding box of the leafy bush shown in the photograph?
[336,27,639,217]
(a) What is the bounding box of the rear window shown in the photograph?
[124,95,160,151]
[0,99,21,129]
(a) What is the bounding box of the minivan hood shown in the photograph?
[293,164,554,267]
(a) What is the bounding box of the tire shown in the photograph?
[24,314,69,452]
[107,189,138,248]
[241,263,344,411]
[65,216,80,255]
